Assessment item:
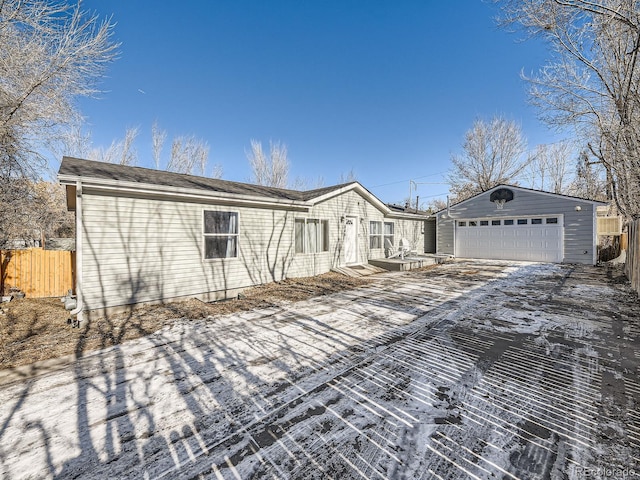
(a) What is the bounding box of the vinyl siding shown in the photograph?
[437,217,455,255]
[425,218,436,253]
[79,187,425,311]
[80,190,296,311]
[439,188,598,264]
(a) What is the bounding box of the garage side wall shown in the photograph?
[436,216,455,255]
[445,189,597,264]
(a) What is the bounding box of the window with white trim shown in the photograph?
[384,222,394,247]
[369,221,382,249]
[295,218,329,253]
[204,211,238,259]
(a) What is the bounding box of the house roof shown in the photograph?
[434,184,608,215]
[58,157,428,218]
[387,203,432,215]
[58,156,351,202]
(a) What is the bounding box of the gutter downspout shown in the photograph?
[70,180,83,325]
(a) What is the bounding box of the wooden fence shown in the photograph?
[626,219,640,296]
[1,248,74,298]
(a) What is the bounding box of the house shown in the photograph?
[58,157,427,319]
[426,185,607,265]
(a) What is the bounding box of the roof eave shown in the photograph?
[58,173,312,211]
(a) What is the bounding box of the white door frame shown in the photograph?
[343,215,359,265]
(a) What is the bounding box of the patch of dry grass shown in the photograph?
[0,272,372,369]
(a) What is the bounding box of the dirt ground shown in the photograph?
[0,272,373,369]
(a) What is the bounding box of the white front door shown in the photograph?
[344,216,358,264]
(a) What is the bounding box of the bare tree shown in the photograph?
[0,180,73,243]
[167,135,210,175]
[0,0,117,182]
[246,139,289,188]
[58,124,93,160]
[498,0,640,217]
[89,126,139,165]
[151,121,167,170]
[338,169,358,184]
[568,150,608,200]
[151,123,218,176]
[210,163,224,179]
[427,198,448,213]
[524,141,573,193]
[448,116,529,202]
[290,176,325,190]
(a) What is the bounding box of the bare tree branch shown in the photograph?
[497,0,640,217]
[246,139,289,188]
[151,121,166,170]
[447,116,529,202]
[0,0,118,182]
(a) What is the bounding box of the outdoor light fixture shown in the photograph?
[575,205,582,211]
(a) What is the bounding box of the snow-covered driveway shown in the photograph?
[1,260,639,479]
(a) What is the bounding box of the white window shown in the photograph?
[384,222,394,247]
[295,218,329,253]
[370,221,382,249]
[204,211,238,259]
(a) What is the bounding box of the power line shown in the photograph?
[372,171,447,188]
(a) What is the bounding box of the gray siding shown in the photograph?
[436,216,455,255]
[424,218,436,253]
[80,190,295,311]
[439,188,598,264]
[79,187,425,311]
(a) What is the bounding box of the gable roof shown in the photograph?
[434,184,608,215]
[58,157,427,218]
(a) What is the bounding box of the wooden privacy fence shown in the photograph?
[1,248,74,298]
[626,219,640,296]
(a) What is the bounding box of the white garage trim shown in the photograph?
[455,215,564,263]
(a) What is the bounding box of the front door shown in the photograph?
[343,216,358,265]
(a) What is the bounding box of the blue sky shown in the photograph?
[73,0,560,206]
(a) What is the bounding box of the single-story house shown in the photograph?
[58,157,427,319]
[426,185,607,265]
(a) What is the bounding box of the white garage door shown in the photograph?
[456,216,563,263]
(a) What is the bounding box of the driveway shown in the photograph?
[0,260,638,479]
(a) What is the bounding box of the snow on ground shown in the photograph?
[0,260,638,479]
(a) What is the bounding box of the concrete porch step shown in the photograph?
[331,264,387,277]
[369,254,448,272]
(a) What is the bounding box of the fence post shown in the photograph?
[626,220,640,296]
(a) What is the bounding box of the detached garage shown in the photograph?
[431,185,607,265]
